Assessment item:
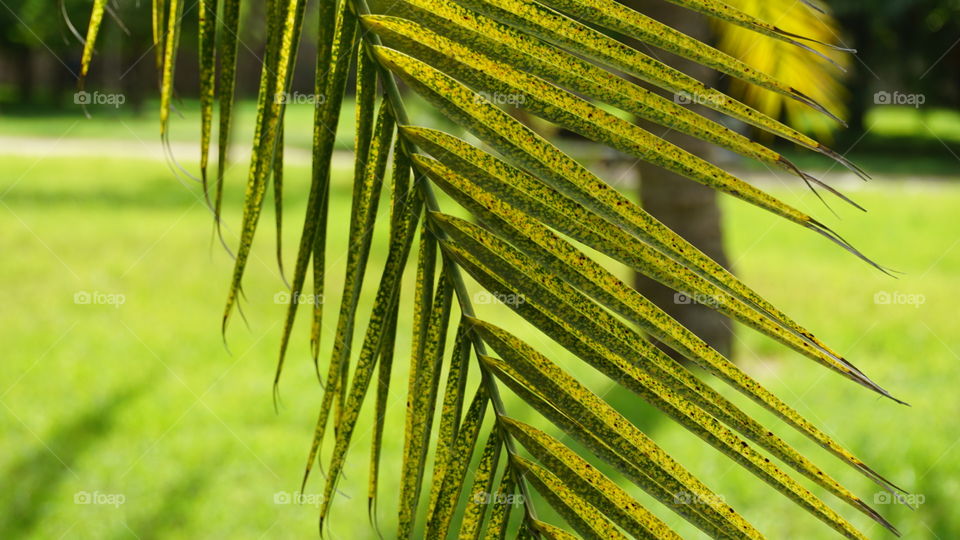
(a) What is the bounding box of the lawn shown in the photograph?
[1,115,959,538]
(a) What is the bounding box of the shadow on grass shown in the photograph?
[0,381,148,537]
[125,465,213,538]
[1,181,203,210]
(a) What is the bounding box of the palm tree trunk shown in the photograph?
[623,0,734,360]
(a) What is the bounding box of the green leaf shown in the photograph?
[663,0,851,54]
[482,470,517,540]
[315,179,422,524]
[273,123,286,280]
[395,240,446,538]
[425,325,472,524]
[473,351,754,537]
[423,385,491,538]
[473,321,872,539]
[366,23,821,230]
[368,299,399,511]
[376,40,889,293]
[458,427,504,539]
[442,0,829,150]
[79,0,108,81]
[303,100,396,492]
[408,142,863,385]
[213,0,241,239]
[198,0,217,194]
[512,455,627,540]
[327,59,392,429]
[158,0,184,137]
[388,81,889,395]
[433,211,896,529]
[501,416,680,540]
[221,0,305,331]
[370,139,418,512]
[534,0,841,119]
[377,0,826,181]
[274,2,357,385]
[414,153,884,471]
[151,0,167,71]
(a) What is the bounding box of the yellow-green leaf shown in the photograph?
[274,3,358,385]
[425,324,473,524]
[79,0,108,82]
[446,0,828,149]
[365,21,819,230]
[421,383,490,538]
[435,212,896,527]
[482,470,517,540]
[474,321,872,539]
[198,0,217,193]
[475,351,753,537]
[213,0,242,240]
[397,257,453,538]
[501,416,680,540]
[512,455,626,540]
[458,428,504,539]
[316,183,422,523]
[304,101,395,494]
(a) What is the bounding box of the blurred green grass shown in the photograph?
[2,113,959,538]
[0,97,464,152]
[0,100,352,152]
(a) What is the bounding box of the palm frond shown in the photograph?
[78,0,908,536]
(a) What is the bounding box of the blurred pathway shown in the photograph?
[0,136,353,167]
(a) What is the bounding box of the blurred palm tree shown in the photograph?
[626,0,734,361]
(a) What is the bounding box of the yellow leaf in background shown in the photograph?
[716,0,851,141]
